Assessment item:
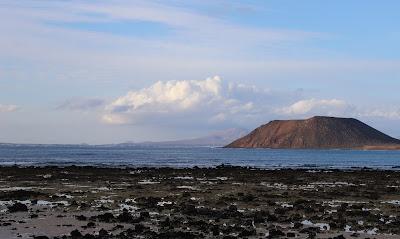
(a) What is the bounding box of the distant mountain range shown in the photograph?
[225,116,400,150]
[0,128,248,147]
[120,128,248,147]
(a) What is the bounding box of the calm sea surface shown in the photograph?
[0,144,400,169]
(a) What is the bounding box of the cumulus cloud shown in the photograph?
[278,99,350,116]
[0,104,19,113]
[107,76,222,113]
[103,76,258,125]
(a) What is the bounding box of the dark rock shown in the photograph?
[268,229,285,238]
[211,225,220,236]
[96,213,115,223]
[98,228,109,237]
[137,196,161,208]
[117,211,134,223]
[238,228,256,237]
[76,215,87,221]
[134,224,148,233]
[227,204,237,212]
[8,202,28,213]
[333,235,346,239]
[0,190,45,200]
[180,204,197,215]
[160,217,171,228]
[86,222,96,228]
[182,192,191,197]
[274,207,286,215]
[70,229,82,238]
[287,232,296,237]
[82,234,95,239]
[140,211,150,218]
[267,214,278,222]
[156,231,197,239]
[241,193,256,202]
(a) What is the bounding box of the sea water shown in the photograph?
[0,144,400,169]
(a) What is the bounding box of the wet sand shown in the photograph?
[0,166,400,238]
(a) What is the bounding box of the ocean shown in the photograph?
[1,144,400,169]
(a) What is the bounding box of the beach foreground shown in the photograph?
[0,166,399,239]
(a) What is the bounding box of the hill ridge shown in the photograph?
[225,116,400,149]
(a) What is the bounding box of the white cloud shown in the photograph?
[278,99,349,115]
[103,76,258,125]
[107,76,222,112]
[0,104,19,113]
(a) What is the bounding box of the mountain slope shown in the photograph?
[225,116,400,149]
[122,128,248,147]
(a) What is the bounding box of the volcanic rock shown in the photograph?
[225,116,400,149]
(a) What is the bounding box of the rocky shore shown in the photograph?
[1,166,400,238]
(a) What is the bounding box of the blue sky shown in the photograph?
[0,0,399,144]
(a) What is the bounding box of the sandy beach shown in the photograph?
[1,166,400,239]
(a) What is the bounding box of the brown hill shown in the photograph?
[225,116,400,149]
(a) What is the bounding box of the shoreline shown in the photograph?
[2,142,400,150]
[1,166,400,238]
[2,164,400,171]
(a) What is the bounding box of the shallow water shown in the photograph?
[0,144,400,169]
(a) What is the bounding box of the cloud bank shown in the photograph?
[101,76,400,128]
[101,76,345,126]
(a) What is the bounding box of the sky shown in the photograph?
[0,0,399,144]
